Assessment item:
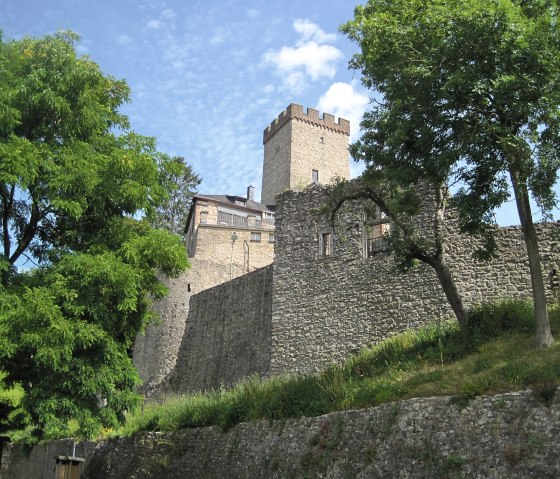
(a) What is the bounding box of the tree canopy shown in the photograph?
[0,31,190,439]
[151,155,200,236]
[342,0,560,347]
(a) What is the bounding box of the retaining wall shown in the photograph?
[4,390,560,478]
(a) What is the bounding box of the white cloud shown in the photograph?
[283,71,307,95]
[262,19,343,93]
[263,42,342,81]
[117,34,133,46]
[147,19,163,29]
[262,84,275,94]
[317,82,370,178]
[146,7,176,30]
[247,9,259,19]
[209,29,226,45]
[317,81,369,141]
[161,8,176,22]
[293,19,337,45]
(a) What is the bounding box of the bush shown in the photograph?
[465,300,534,346]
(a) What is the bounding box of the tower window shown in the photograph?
[312,169,319,183]
[320,136,324,143]
[251,232,261,242]
[319,231,333,257]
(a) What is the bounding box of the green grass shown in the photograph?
[108,300,560,438]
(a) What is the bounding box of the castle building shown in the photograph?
[261,103,351,206]
[134,103,560,397]
[181,103,351,294]
[133,104,351,394]
[183,188,276,292]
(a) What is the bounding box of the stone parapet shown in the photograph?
[263,103,350,144]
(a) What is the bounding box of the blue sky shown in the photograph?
[1,0,558,226]
[1,1,368,197]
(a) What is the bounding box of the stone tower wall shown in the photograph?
[261,104,350,205]
[132,274,192,396]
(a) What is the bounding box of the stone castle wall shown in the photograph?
[132,274,192,395]
[133,227,274,395]
[167,264,273,393]
[134,182,559,396]
[269,184,560,375]
[288,116,350,191]
[262,119,292,205]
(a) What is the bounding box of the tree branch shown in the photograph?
[9,194,42,267]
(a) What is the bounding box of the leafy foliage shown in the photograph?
[151,156,200,236]
[341,0,560,346]
[0,371,27,436]
[0,32,190,439]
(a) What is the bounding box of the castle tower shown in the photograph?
[261,104,351,206]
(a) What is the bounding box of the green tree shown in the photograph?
[151,155,200,236]
[342,0,560,347]
[0,31,190,438]
[324,174,469,328]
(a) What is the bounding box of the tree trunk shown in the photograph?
[428,256,469,329]
[509,168,554,348]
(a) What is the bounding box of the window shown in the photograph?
[218,211,247,227]
[319,231,333,257]
[263,212,275,228]
[312,169,319,183]
[320,136,324,143]
[362,206,391,257]
[199,211,208,224]
[268,233,275,243]
[251,232,261,242]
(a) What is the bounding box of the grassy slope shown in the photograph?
[114,300,560,438]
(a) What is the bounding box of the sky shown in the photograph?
[1,0,558,226]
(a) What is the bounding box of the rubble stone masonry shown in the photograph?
[5,390,560,478]
[269,184,560,375]
[135,181,559,395]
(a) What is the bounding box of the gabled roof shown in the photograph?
[196,195,275,213]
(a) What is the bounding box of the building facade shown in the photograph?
[184,189,276,293]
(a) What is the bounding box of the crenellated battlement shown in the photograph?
[263,103,350,144]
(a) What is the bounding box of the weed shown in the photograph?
[503,442,530,464]
[527,432,544,450]
[309,416,344,449]
[531,379,558,406]
[446,454,468,467]
[365,446,377,463]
